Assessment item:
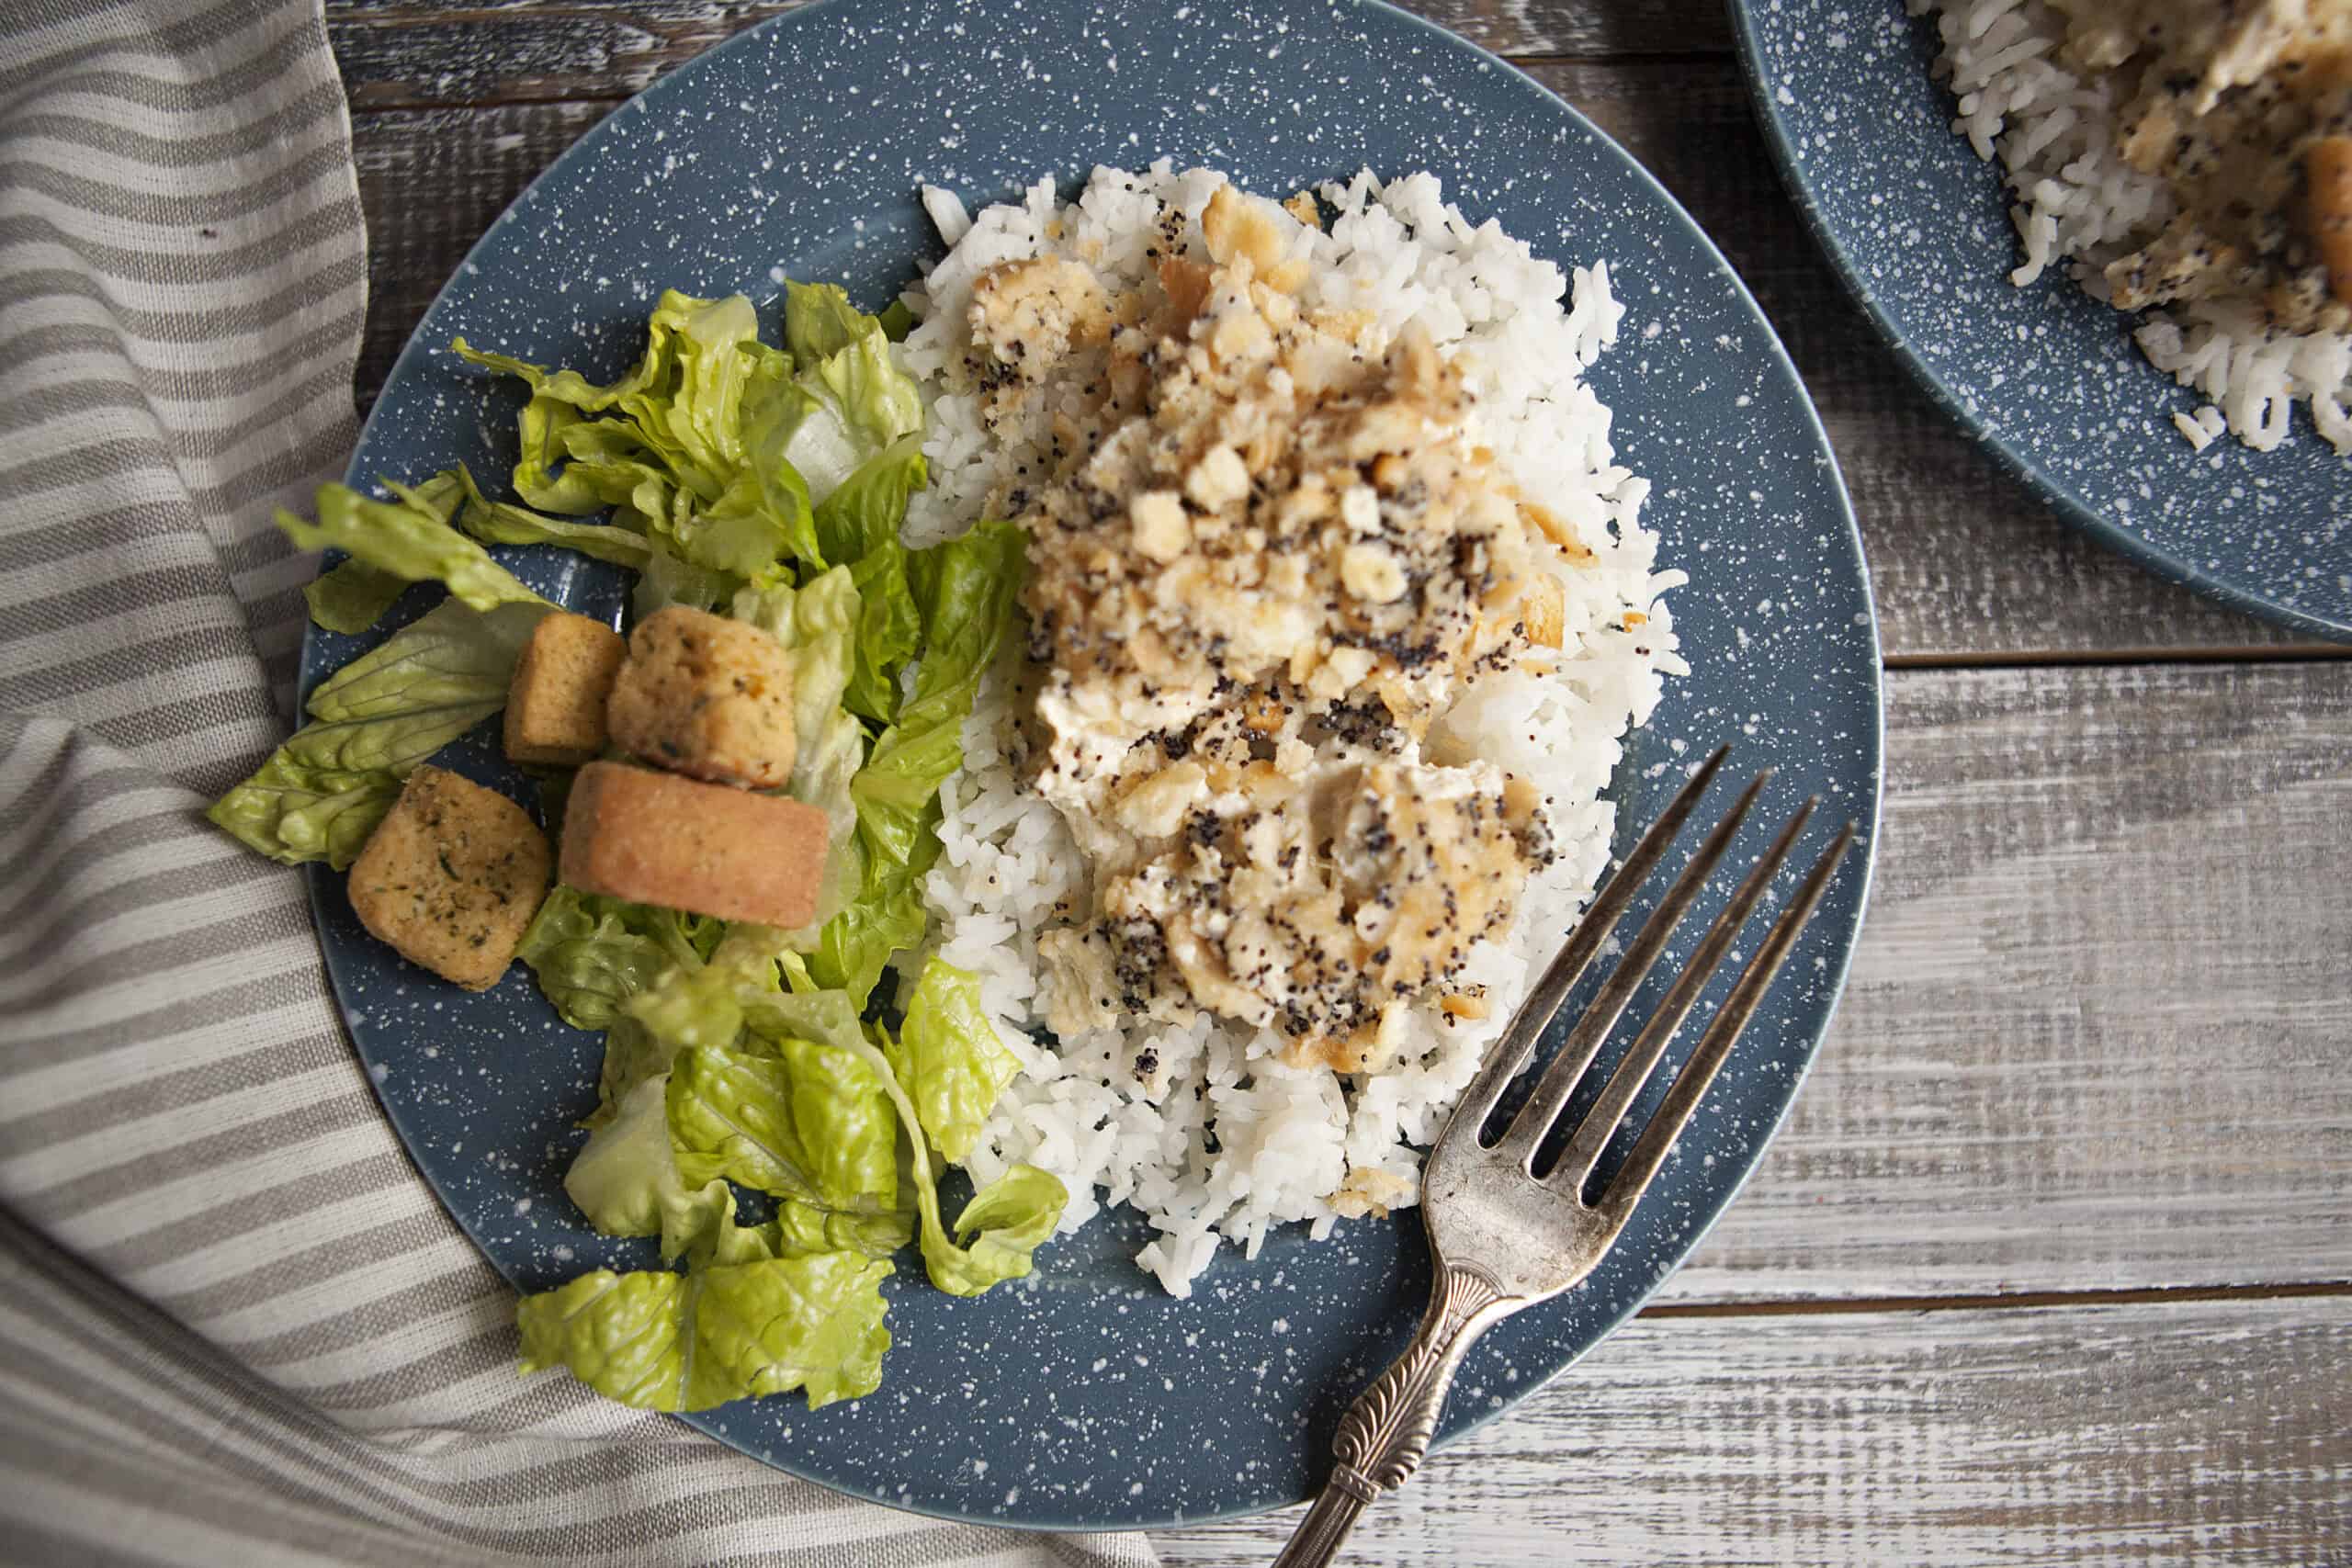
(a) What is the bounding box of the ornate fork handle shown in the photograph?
[1271,1262,1521,1568]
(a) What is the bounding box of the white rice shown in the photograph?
[1915,0,2352,456]
[897,163,1684,1295]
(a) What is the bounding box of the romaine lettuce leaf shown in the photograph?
[804,847,930,1007]
[886,958,1020,1166]
[590,924,806,1124]
[206,754,407,871]
[208,599,547,867]
[665,1040,897,1213]
[816,437,927,722]
[733,568,868,931]
[586,1017,672,1132]
[305,565,409,635]
[738,986,866,1058]
[562,1074,729,1255]
[923,1164,1066,1297]
[767,1198,915,1261]
[447,463,653,570]
[301,473,467,632]
[852,522,1025,867]
[517,886,718,1032]
[633,543,734,622]
[773,285,923,502]
[844,541,919,723]
[460,292,839,588]
[804,318,922,468]
[276,480,549,615]
[516,1250,891,1411]
[755,1000,1060,1297]
[783,279,873,367]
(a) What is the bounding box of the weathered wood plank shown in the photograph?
[1148,1295,2352,1565]
[1661,659,2352,1303]
[322,0,1733,108]
[346,76,2338,657]
[349,102,612,401]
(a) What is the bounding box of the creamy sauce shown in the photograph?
[963,184,1573,1072]
[2052,0,2352,330]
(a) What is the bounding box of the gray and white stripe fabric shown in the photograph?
[0,4,1155,1563]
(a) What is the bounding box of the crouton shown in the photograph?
[605,606,797,788]
[504,611,628,767]
[560,761,829,928]
[348,765,550,990]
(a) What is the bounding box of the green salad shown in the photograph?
[208,280,1063,1413]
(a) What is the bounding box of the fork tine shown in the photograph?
[1436,746,1731,1145]
[1596,821,1858,1220]
[1489,767,1773,1168]
[1544,796,1818,1191]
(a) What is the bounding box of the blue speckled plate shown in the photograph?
[1730,0,2352,640]
[311,0,1882,1530]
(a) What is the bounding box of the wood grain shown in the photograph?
[1150,1295,2352,1565]
[322,0,1734,108]
[345,73,2337,659]
[1659,659,2352,1303]
[349,102,610,390]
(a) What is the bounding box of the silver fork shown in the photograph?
[1272,747,1856,1568]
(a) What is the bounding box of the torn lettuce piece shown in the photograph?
[302,472,467,632]
[852,520,1024,868]
[924,1164,1066,1298]
[733,567,868,931]
[447,463,653,570]
[305,562,410,634]
[515,1249,891,1411]
[782,278,874,366]
[676,452,816,581]
[765,1000,1063,1298]
[276,479,549,615]
[815,437,927,723]
[457,290,761,470]
[768,1199,915,1261]
[305,599,547,722]
[562,1073,731,1261]
[804,839,931,1008]
[665,1039,898,1213]
[844,539,919,723]
[633,542,735,623]
[587,924,800,1125]
[208,600,547,867]
[460,292,831,586]
[516,886,718,1032]
[886,958,1020,1166]
[775,283,923,502]
[205,754,407,871]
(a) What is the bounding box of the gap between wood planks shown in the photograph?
[1889,644,2352,668]
[1642,1279,2352,1321]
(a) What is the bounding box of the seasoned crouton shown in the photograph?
[560,761,830,928]
[348,765,550,990]
[504,611,628,766]
[605,606,797,788]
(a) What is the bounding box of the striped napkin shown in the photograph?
[0,2,1157,1562]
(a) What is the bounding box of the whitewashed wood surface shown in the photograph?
[329,0,2352,1561]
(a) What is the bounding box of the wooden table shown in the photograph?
[333,2,2352,1560]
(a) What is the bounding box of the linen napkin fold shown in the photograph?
[0,3,1157,1562]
